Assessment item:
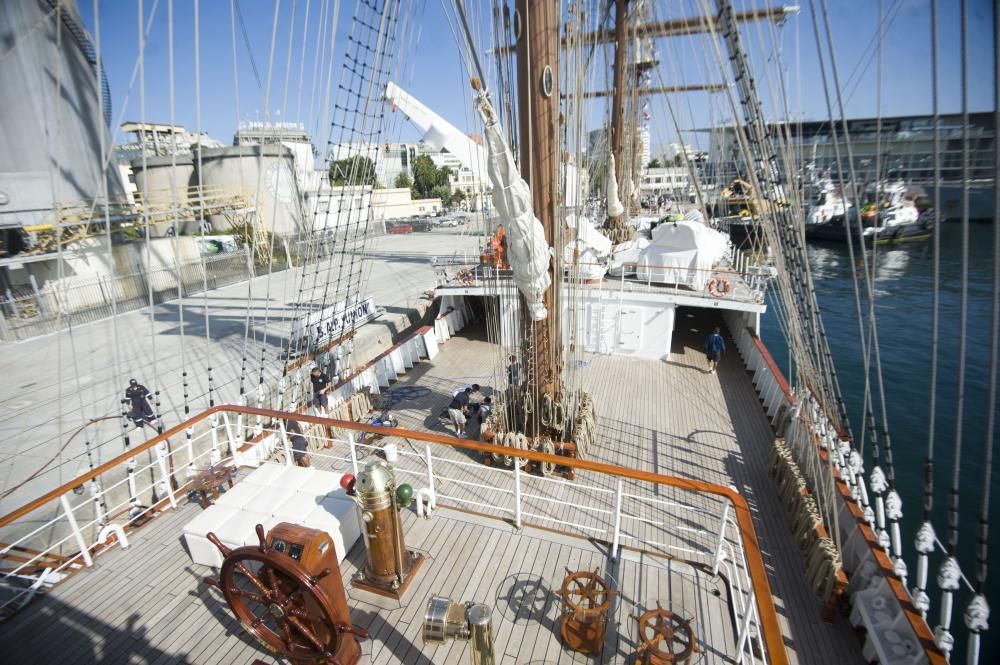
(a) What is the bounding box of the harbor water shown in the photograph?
[760,223,998,661]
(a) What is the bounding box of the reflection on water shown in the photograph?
[764,224,998,663]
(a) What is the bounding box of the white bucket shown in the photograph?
[384,442,398,463]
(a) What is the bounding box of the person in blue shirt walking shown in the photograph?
[703,327,726,374]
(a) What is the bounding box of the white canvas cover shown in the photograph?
[608,237,650,276]
[564,214,612,279]
[476,96,552,320]
[635,220,729,290]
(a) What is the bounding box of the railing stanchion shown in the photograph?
[612,479,623,560]
[712,497,733,576]
[513,460,523,529]
[348,432,359,475]
[185,427,195,477]
[155,443,177,509]
[424,445,435,497]
[89,480,105,527]
[59,495,93,568]
[221,413,237,456]
[278,421,292,467]
[209,414,220,465]
[735,588,756,664]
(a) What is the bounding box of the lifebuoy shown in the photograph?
[707,278,732,298]
[456,268,475,286]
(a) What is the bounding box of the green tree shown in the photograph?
[437,165,453,187]
[430,184,452,206]
[648,158,662,168]
[411,154,440,198]
[329,155,376,186]
[451,188,466,206]
[394,171,412,189]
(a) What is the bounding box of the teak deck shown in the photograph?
[0,307,865,664]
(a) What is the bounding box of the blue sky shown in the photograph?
[78,0,996,158]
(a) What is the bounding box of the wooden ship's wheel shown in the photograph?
[204,524,367,664]
[559,568,616,655]
[633,602,699,664]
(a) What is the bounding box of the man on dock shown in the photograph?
[123,378,156,427]
[703,327,726,374]
[310,366,332,414]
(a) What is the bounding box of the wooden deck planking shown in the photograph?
[0,307,867,664]
[372,308,863,664]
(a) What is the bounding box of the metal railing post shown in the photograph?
[513,460,523,529]
[221,413,237,456]
[59,495,93,568]
[89,480,105,527]
[279,421,292,467]
[611,479,623,560]
[155,443,177,509]
[424,445,435,497]
[735,588,756,664]
[348,432,359,475]
[209,414,221,465]
[185,427,195,477]
[712,497,733,576]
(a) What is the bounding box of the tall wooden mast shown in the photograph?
[515,0,560,400]
[609,0,629,218]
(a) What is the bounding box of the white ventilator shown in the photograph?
[606,153,625,218]
[476,94,552,321]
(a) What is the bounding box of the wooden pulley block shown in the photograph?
[559,568,615,655]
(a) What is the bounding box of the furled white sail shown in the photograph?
[606,154,625,218]
[564,214,612,280]
[476,95,551,321]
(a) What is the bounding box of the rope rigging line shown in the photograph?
[248,0,284,397]
[294,0,312,121]
[815,0,897,512]
[804,0,887,543]
[138,0,165,440]
[945,0,971,557]
[230,0,257,408]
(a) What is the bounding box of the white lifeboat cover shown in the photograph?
[477,96,551,320]
[636,220,729,290]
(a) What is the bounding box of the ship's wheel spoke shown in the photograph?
[285,605,310,620]
[277,616,295,649]
[287,615,325,651]
[234,563,270,596]
[228,586,267,605]
[264,565,285,602]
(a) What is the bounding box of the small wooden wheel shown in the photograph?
[205,526,368,663]
[633,602,697,664]
[560,568,615,622]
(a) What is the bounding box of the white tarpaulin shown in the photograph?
[606,154,625,218]
[636,220,729,290]
[608,237,651,276]
[477,96,551,320]
[564,214,612,280]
